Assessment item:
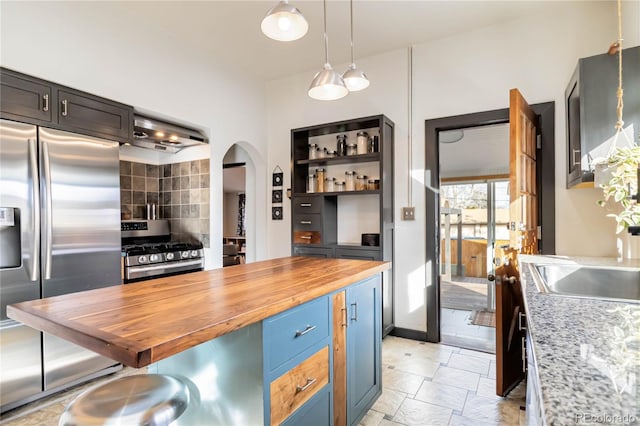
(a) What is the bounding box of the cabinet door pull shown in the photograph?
[61,99,68,117]
[295,377,317,394]
[42,94,49,112]
[300,203,312,207]
[571,149,581,166]
[294,325,316,338]
[299,220,312,225]
[518,312,527,331]
[350,302,358,322]
[300,235,312,240]
[521,337,527,373]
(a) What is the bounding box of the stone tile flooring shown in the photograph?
[361,336,526,426]
[1,336,525,426]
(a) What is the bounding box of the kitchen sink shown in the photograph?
[531,264,640,302]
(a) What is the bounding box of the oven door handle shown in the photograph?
[127,259,203,273]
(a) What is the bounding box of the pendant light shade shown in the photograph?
[261,1,308,42]
[308,0,347,101]
[343,64,370,91]
[342,0,369,92]
[308,63,349,101]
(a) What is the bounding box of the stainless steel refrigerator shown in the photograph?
[0,119,122,413]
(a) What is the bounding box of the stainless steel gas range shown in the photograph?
[121,220,204,283]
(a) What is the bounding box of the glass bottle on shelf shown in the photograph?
[346,144,357,156]
[309,143,318,159]
[357,131,369,154]
[325,177,335,192]
[356,175,368,191]
[334,181,345,192]
[345,171,356,191]
[326,150,337,158]
[316,168,325,192]
[307,174,317,193]
[367,179,380,190]
[337,134,347,156]
[368,135,379,153]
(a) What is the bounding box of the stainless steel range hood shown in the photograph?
[132,115,208,153]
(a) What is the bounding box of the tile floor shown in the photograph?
[440,308,496,353]
[360,335,526,426]
[1,336,525,426]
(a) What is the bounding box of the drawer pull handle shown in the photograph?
[295,377,317,394]
[300,220,312,225]
[518,312,527,331]
[42,94,49,111]
[294,325,316,338]
[300,235,312,240]
[61,99,68,116]
[300,203,312,207]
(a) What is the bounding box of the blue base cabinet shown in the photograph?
[346,276,382,426]
[263,274,382,426]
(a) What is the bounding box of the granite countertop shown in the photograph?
[519,255,639,425]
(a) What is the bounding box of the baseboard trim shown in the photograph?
[389,327,427,341]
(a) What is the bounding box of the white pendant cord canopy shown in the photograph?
[308,0,348,101]
[261,0,308,42]
[342,0,369,91]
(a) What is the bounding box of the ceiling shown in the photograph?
[41,1,575,82]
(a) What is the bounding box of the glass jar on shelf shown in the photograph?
[356,131,369,154]
[316,168,325,192]
[367,179,380,191]
[308,143,319,159]
[356,175,368,191]
[307,174,317,193]
[325,177,335,192]
[336,134,347,156]
[317,147,327,159]
[368,135,379,153]
[345,171,356,191]
[326,150,337,158]
[346,144,357,156]
[334,181,345,192]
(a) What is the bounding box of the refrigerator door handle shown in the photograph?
[28,138,40,282]
[42,141,53,280]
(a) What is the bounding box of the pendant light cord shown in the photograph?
[349,0,354,64]
[615,0,624,131]
[323,0,329,65]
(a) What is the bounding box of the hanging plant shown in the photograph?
[598,145,640,233]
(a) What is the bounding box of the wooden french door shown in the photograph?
[495,88,539,396]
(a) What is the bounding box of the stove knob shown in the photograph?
[181,251,190,259]
[138,255,148,264]
[149,254,161,263]
[166,252,174,261]
[190,250,199,258]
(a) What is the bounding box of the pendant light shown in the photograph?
[342,0,369,91]
[261,1,308,42]
[308,0,348,101]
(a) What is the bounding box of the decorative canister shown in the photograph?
[317,147,326,159]
[356,175,368,191]
[356,131,369,154]
[345,171,356,191]
[346,144,357,156]
[307,174,317,193]
[368,135,379,153]
[326,150,337,158]
[325,177,335,192]
[316,168,325,192]
[308,143,319,159]
[336,134,347,156]
[367,179,380,191]
[334,181,346,192]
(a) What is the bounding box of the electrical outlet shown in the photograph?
[402,207,415,221]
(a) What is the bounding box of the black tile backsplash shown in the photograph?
[120,159,210,247]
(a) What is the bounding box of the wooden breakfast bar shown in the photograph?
[8,256,391,425]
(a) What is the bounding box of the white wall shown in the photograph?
[0,1,269,268]
[223,193,241,236]
[266,2,634,333]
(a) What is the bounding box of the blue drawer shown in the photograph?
[264,296,329,371]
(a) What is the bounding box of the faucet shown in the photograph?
[629,166,639,236]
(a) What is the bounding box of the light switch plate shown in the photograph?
[402,207,415,221]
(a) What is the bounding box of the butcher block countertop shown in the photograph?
[7,257,390,369]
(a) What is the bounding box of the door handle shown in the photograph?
[28,138,40,282]
[518,312,527,331]
[350,302,358,322]
[61,99,68,117]
[294,325,316,338]
[42,141,53,280]
[295,377,317,394]
[42,94,49,112]
[300,203,312,207]
[572,149,581,167]
[487,274,495,281]
[299,220,312,225]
